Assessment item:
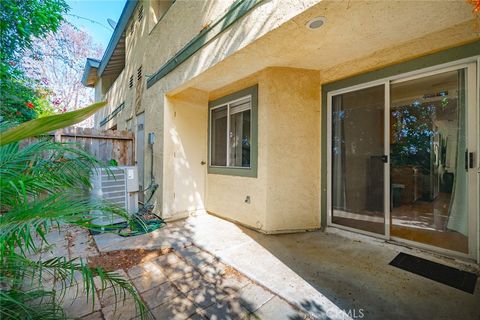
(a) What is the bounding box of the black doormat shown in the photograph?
[389,252,477,294]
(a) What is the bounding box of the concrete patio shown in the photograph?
[40,213,479,319]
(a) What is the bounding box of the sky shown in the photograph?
[66,0,126,50]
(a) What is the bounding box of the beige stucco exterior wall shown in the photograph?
[139,0,323,220]
[162,67,322,232]
[207,72,269,230]
[150,1,478,228]
[96,0,478,132]
[144,0,320,95]
[89,0,478,237]
[203,67,321,233]
[93,0,163,130]
[264,68,321,232]
[93,1,164,196]
[93,70,130,129]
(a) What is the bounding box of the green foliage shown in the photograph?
[0,106,150,319]
[0,0,68,62]
[0,0,68,123]
[107,159,119,167]
[0,68,56,123]
[33,92,56,118]
[0,101,106,146]
[0,63,37,123]
[391,102,436,173]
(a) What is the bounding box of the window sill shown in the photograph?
[208,166,257,178]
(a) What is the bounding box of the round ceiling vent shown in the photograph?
[306,17,326,30]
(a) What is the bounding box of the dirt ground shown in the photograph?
[88,248,173,271]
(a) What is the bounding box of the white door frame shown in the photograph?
[326,57,479,262]
[326,80,390,240]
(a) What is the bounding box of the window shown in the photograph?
[129,75,133,88]
[211,97,251,167]
[137,65,142,80]
[208,85,258,177]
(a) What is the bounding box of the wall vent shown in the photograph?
[137,65,142,81]
[138,5,144,21]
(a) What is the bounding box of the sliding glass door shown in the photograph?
[330,84,388,235]
[389,68,470,254]
[328,62,478,258]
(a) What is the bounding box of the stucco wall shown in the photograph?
[93,80,103,127]
[145,0,320,95]
[201,67,322,233]
[207,71,268,230]
[90,0,478,236]
[93,1,154,130]
[93,69,129,129]
[148,1,478,227]
[264,68,321,232]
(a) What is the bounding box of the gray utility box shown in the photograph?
[90,166,139,225]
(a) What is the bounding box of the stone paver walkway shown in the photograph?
[38,224,308,320]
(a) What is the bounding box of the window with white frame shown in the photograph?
[210,96,252,168]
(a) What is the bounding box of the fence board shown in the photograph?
[22,127,135,166]
[19,127,134,165]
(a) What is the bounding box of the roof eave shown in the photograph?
[81,58,101,87]
[97,0,138,76]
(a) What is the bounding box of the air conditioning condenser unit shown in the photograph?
[90,166,139,226]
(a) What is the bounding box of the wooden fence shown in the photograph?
[52,127,135,165]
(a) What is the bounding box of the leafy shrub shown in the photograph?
[0,104,149,319]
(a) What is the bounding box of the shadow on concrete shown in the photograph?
[238,225,480,320]
[90,220,305,319]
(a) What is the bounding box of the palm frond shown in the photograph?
[1,253,149,319]
[0,195,131,257]
[0,289,65,320]
[0,139,100,188]
[0,103,152,319]
[0,102,107,146]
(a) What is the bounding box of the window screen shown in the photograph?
[210,97,252,168]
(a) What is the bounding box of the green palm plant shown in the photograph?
[0,103,150,319]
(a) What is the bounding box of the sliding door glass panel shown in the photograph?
[390,69,468,253]
[331,85,386,235]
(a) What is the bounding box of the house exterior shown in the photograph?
[82,0,480,263]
